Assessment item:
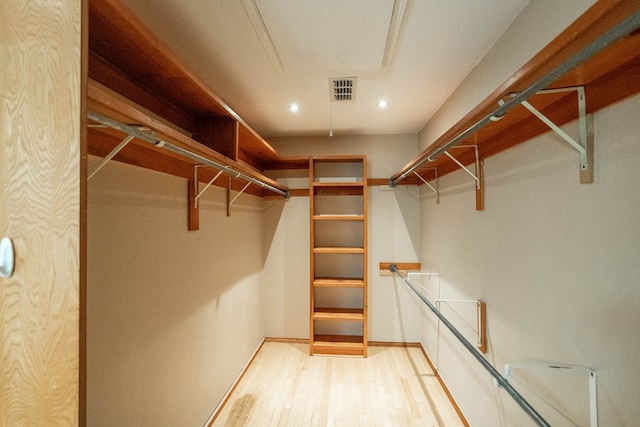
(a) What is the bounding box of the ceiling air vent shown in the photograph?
[330,77,357,101]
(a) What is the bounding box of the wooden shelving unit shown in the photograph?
[309,156,368,357]
[87,0,306,203]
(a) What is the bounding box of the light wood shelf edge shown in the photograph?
[87,79,288,194]
[390,0,640,185]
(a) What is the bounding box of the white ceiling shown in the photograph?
[118,0,530,138]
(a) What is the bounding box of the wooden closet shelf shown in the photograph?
[391,0,640,186]
[87,80,288,198]
[313,182,365,187]
[313,186,364,196]
[313,278,365,288]
[312,335,365,356]
[313,247,365,254]
[313,308,365,321]
[313,215,365,221]
[88,0,303,180]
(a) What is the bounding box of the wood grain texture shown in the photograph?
[211,342,465,426]
[310,157,368,357]
[88,0,284,171]
[87,80,288,198]
[378,262,421,272]
[0,0,83,425]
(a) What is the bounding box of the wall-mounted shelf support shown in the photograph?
[443,145,480,189]
[413,170,439,203]
[501,363,597,427]
[88,110,289,199]
[443,145,484,210]
[516,86,593,183]
[88,110,289,230]
[229,181,252,207]
[435,299,487,353]
[193,165,224,208]
[223,177,251,217]
[189,165,226,230]
[407,271,440,301]
[389,264,550,426]
[87,133,135,180]
[388,8,640,189]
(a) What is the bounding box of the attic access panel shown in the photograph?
[244,0,402,73]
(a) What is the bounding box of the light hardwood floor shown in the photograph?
[211,342,465,427]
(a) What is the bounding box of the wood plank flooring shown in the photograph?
[211,342,464,427]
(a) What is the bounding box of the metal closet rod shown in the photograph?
[389,8,640,187]
[87,110,290,199]
[388,264,551,427]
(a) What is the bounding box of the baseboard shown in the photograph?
[368,341,422,348]
[264,337,422,348]
[205,338,469,427]
[418,344,470,427]
[205,338,266,426]
[264,337,309,344]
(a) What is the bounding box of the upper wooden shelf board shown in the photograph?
[87,80,288,198]
[88,0,302,182]
[390,0,640,186]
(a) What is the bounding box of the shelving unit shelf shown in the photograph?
[310,156,368,357]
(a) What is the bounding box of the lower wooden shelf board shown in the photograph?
[312,334,366,356]
[313,277,365,287]
[313,307,365,321]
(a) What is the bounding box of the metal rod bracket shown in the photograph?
[388,264,551,426]
[229,181,252,206]
[87,134,135,180]
[413,169,439,203]
[502,363,598,427]
[516,87,592,182]
[193,165,224,208]
[443,145,480,189]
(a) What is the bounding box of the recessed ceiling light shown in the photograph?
[377,100,388,108]
[289,103,299,112]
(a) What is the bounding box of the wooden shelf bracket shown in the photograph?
[435,299,488,354]
[515,86,593,183]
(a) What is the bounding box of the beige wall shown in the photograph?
[419,93,640,426]
[415,0,639,424]
[87,160,265,426]
[265,134,423,342]
[419,0,596,150]
[86,133,423,425]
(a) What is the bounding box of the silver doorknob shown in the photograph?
[0,237,15,278]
